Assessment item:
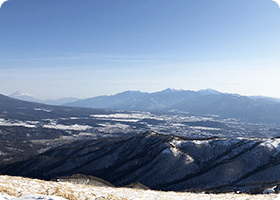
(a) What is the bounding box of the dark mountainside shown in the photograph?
[2,132,280,192]
[63,89,280,124]
[0,94,110,121]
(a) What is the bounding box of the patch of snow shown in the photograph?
[34,108,51,113]
[192,140,211,146]
[91,113,165,121]
[260,139,280,151]
[0,118,37,128]
[97,123,130,129]
[189,126,221,131]
[43,124,92,131]
[78,132,93,136]
[110,119,139,122]
[172,123,184,127]
[170,147,180,157]
[26,121,40,125]
[170,139,183,146]
[192,138,244,147]
[91,113,145,119]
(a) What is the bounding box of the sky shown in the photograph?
[0,0,280,100]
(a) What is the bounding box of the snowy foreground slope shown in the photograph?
[0,175,279,200]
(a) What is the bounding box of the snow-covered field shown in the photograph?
[0,175,279,200]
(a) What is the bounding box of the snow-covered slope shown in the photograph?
[0,175,279,200]
[2,132,280,192]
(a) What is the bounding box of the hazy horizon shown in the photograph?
[1,0,280,100]
[4,87,280,101]
[5,87,216,100]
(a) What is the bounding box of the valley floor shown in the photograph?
[0,175,279,200]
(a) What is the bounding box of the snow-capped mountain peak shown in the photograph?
[10,91,35,98]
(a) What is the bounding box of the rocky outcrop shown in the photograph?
[55,174,114,187]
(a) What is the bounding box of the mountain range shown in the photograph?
[62,88,221,109]
[63,89,280,124]
[7,89,280,124]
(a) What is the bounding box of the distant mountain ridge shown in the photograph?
[250,95,280,103]
[9,91,38,102]
[9,91,79,105]
[0,93,107,122]
[5,89,280,123]
[63,88,221,110]
[63,89,280,124]
[169,93,280,123]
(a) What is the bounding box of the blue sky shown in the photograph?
[0,0,280,99]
